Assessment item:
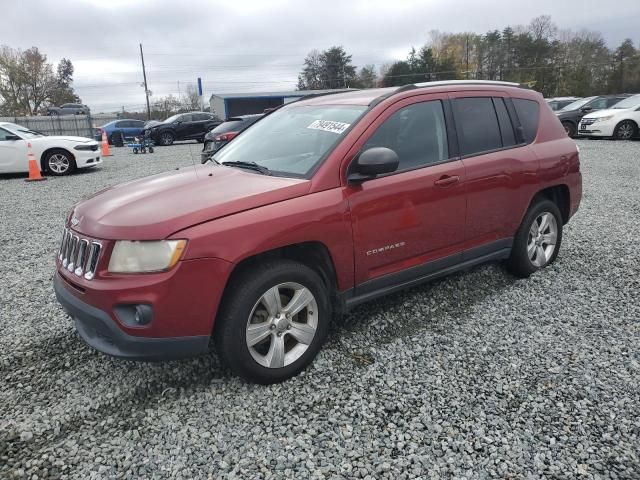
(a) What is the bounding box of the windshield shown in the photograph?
[213,105,367,177]
[559,97,596,112]
[611,95,640,109]
[163,114,182,123]
[4,123,44,139]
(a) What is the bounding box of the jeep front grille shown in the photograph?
[58,228,102,280]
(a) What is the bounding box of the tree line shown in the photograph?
[0,46,81,116]
[297,16,640,97]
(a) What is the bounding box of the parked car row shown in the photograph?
[547,94,640,139]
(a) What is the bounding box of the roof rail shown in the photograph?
[370,80,529,107]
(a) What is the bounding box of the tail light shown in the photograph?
[214,131,239,142]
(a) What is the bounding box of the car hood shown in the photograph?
[32,135,96,143]
[582,108,628,119]
[70,164,311,240]
[555,109,580,119]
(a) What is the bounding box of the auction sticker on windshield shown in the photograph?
[307,120,351,134]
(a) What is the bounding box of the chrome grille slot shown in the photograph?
[74,239,89,276]
[58,229,70,261]
[65,235,79,270]
[58,230,102,280]
[84,242,102,280]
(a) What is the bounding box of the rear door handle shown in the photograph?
[434,175,460,187]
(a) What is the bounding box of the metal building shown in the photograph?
[209,90,346,119]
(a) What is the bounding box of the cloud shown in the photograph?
[2,0,638,111]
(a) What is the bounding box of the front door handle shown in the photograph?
[434,175,460,187]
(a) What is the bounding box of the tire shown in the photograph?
[214,260,330,384]
[159,131,175,146]
[133,148,138,154]
[44,149,76,176]
[49,111,59,116]
[148,146,154,153]
[141,147,146,154]
[507,199,563,278]
[613,120,637,140]
[562,121,576,138]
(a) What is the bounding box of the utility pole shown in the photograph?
[465,35,470,79]
[139,43,151,120]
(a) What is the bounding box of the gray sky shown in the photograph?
[2,0,639,112]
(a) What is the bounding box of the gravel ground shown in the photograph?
[1,140,639,479]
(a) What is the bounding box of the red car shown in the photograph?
[54,81,582,384]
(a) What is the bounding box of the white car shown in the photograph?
[0,122,102,176]
[578,94,640,140]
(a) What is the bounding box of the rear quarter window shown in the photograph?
[513,98,540,144]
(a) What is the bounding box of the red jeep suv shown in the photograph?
[54,81,582,384]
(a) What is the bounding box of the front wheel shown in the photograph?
[613,120,637,140]
[214,260,330,384]
[44,149,76,176]
[562,121,576,138]
[507,199,563,278]
[159,131,175,146]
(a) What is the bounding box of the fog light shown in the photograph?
[134,305,153,325]
[114,304,153,327]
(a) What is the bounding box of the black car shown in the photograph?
[144,112,222,146]
[200,114,264,163]
[556,94,630,137]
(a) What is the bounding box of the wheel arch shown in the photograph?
[40,147,75,172]
[614,118,638,136]
[216,241,340,330]
[529,184,571,224]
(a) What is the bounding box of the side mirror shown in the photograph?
[580,106,593,113]
[348,147,399,183]
[4,135,21,141]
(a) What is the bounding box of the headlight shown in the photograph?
[74,144,98,151]
[108,240,187,273]
[591,115,614,123]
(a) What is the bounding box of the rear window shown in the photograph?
[513,99,540,144]
[210,120,245,135]
[453,97,502,156]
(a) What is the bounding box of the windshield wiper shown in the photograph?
[222,161,271,175]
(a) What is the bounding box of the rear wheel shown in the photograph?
[613,120,637,140]
[507,199,563,278]
[44,149,76,176]
[562,121,576,138]
[214,260,330,384]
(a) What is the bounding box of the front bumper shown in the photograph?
[75,149,102,168]
[54,273,210,360]
[578,121,615,137]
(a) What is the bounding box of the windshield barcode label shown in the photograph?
[307,120,350,134]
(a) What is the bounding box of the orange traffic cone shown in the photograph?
[25,142,46,182]
[101,130,113,157]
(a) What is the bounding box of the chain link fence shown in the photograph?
[0,114,120,138]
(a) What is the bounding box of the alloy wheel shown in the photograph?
[527,212,558,267]
[161,133,174,145]
[48,153,70,174]
[245,282,318,369]
[616,122,634,140]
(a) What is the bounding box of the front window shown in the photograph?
[213,105,366,177]
[163,114,182,123]
[611,95,640,109]
[3,123,44,139]
[560,97,596,112]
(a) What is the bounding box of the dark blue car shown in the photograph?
[95,119,146,144]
